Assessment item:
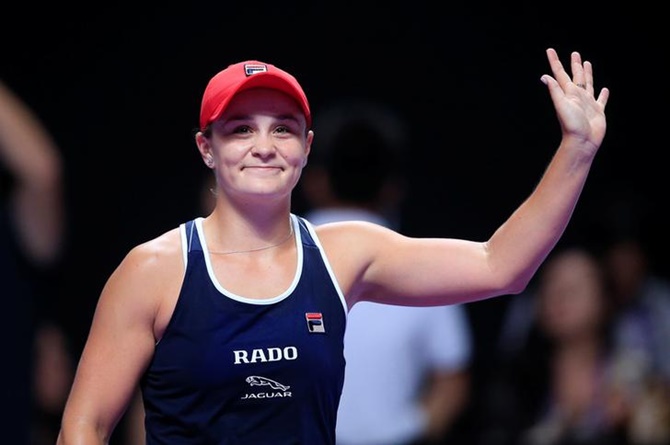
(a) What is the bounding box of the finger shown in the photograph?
[540,74,563,104]
[546,48,572,88]
[597,87,610,109]
[571,51,586,89]
[583,60,594,94]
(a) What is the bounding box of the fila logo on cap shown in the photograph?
[244,64,268,76]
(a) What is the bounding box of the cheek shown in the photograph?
[283,149,308,168]
[287,154,308,188]
[216,143,246,160]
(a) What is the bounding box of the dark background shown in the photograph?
[3,4,667,375]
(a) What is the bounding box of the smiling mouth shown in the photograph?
[244,166,283,171]
[242,167,286,176]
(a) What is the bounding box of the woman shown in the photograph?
[515,247,627,445]
[57,48,609,444]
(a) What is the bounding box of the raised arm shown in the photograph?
[325,48,610,307]
[0,80,64,264]
[483,48,609,292]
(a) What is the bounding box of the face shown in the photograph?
[196,87,313,203]
[537,249,607,341]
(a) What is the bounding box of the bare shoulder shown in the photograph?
[125,226,184,269]
[100,226,185,328]
[117,226,184,278]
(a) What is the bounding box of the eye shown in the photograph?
[274,120,301,135]
[233,125,252,134]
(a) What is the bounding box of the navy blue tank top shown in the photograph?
[140,214,347,444]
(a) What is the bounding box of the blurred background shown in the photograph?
[2,3,667,444]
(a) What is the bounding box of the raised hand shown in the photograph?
[542,48,610,155]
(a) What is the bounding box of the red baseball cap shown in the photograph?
[199,60,311,131]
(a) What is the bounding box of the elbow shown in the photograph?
[486,255,536,297]
[505,279,530,296]
[505,269,535,295]
[473,275,528,301]
[494,270,533,296]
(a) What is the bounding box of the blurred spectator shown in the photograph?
[0,79,73,444]
[598,191,670,383]
[603,236,670,380]
[301,98,473,445]
[602,236,670,444]
[476,245,670,445]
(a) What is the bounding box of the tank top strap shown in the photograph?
[295,214,318,249]
[184,218,204,253]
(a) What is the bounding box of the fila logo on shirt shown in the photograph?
[305,312,325,333]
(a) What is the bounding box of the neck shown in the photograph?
[205,215,294,256]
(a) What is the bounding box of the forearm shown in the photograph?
[0,81,61,179]
[0,80,65,262]
[483,47,610,294]
[486,138,595,293]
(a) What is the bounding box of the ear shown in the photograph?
[303,130,314,167]
[195,132,215,168]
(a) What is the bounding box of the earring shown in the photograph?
[206,157,214,167]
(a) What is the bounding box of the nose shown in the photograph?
[251,133,276,158]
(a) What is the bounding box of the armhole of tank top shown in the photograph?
[301,217,349,315]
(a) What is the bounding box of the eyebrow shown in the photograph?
[220,113,301,125]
